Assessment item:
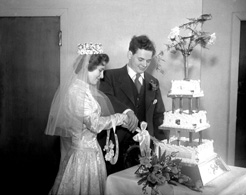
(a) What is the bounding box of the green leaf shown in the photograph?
[137,176,148,185]
[168,180,178,186]
[171,151,179,157]
[152,155,158,165]
[172,159,182,164]
[159,150,167,162]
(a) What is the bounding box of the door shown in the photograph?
[0,17,60,195]
[235,21,246,168]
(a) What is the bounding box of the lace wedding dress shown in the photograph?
[48,79,126,195]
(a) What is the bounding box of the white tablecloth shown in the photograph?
[105,165,246,195]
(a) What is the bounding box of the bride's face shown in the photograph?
[88,65,105,85]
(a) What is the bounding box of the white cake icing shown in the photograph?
[161,109,210,130]
[168,80,204,97]
[158,79,218,168]
[155,137,216,166]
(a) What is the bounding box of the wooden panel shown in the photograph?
[0,17,60,195]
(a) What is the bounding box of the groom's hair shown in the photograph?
[129,35,156,56]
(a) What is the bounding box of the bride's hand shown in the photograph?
[125,110,138,133]
[122,114,129,128]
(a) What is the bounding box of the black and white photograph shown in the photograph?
[0,0,246,195]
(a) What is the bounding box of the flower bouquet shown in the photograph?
[103,122,119,165]
[135,149,203,195]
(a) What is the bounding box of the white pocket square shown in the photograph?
[153,99,157,104]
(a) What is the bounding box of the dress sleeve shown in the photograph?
[84,112,127,134]
[68,85,128,134]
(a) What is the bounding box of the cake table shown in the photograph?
[105,165,246,195]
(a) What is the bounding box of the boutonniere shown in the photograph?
[149,80,159,91]
[153,99,158,104]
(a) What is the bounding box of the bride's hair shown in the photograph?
[88,54,109,71]
[75,54,109,73]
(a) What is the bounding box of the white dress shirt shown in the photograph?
[123,65,145,115]
[127,65,144,85]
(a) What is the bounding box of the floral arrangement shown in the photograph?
[135,149,203,195]
[166,14,216,56]
[155,14,216,77]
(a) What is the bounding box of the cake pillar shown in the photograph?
[199,131,203,144]
[195,97,200,112]
[177,130,181,146]
[172,98,175,113]
[189,132,193,144]
[179,98,183,113]
[188,98,192,114]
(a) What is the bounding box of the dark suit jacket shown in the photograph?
[99,65,167,140]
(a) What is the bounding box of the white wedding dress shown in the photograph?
[49,79,126,195]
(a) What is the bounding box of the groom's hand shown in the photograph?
[126,110,138,133]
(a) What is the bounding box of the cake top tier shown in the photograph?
[168,80,204,97]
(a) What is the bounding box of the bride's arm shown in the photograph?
[69,86,128,134]
[84,112,128,134]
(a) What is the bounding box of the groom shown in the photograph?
[97,35,169,175]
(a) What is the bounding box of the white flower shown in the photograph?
[104,140,115,161]
[109,149,114,156]
[109,140,114,148]
[208,33,216,45]
[168,26,180,40]
[105,153,112,161]
[105,148,115,161]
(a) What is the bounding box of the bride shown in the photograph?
[45,44,128,195]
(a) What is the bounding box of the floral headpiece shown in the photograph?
[77,43,103,55]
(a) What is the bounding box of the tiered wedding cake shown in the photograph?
[159,79,214,164]
[158,79,229,185]
[153,14,229,186]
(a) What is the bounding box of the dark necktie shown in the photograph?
[135,73,142,93]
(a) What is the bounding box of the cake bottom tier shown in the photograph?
[155,136,216,166]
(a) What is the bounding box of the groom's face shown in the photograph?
[128,49,153,74]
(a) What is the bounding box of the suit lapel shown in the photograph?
[118,66,136,105]
[144,73,156,111]
[117,66,156,109]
